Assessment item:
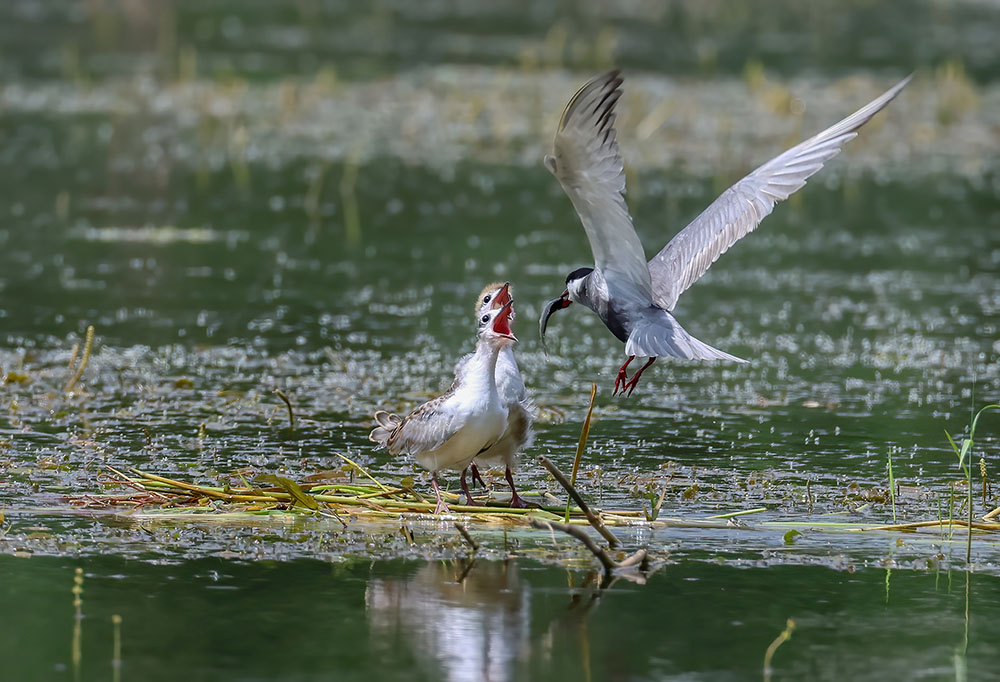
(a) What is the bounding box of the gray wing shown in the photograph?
[648,75,912,311]
[625,310,747,362]
[544,71,653,300]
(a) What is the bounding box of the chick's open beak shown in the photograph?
[538,290,572,349]
[492,282,512,309]
[492,299,516,341]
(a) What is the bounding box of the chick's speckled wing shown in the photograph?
[384,394,462,456]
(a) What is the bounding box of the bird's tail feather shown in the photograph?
[625,312,748,363]
[368,410,402,448]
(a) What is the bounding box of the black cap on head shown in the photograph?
[565,267,594,284]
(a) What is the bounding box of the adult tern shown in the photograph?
[539,70,910,395]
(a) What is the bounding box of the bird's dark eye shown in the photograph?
[483,295,491,304]
[481,314,489,323]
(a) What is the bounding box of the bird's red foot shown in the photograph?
[621,375,641,396]
[470,462,487,489]
[504,466,530,508]
[612,356,635,396]
[508,491,530,508]
[460,467,483,506]
[620,357,656,397]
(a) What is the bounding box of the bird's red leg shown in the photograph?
[613,356,635,396]
[431,473,449,514]
[460,467,482,506]
[622,357,657,397]
[470,462,486,488]
[505,466,530,508]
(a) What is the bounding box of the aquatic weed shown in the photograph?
[945,403,1000,565]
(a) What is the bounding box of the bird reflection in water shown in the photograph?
[366,560,530,682]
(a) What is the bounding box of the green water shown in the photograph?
[2,0,1000,679]
[2,554,999,681]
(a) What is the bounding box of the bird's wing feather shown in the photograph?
[648,75,911,311]
[625,311,747,362]
[545,71,653,299]
[383,395,462,455]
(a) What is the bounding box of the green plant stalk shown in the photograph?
[708,507,768,519]
[111,614,122,682]
[564,383,597,523]
[762,618,795,682]
[334,452,390,492]
[887,450,897,523]
[274,389,294,429]
[980,458,987,509]
[64,325,95,392]
[945,403,1000,566]
[948,485,956,542]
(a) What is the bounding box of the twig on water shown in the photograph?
[530,519,648,575]
[763,618,796,682]
[64,325,94,392]
[540,454,618,548]
[456,557,477,584]
[530,519,616,572]
[274,389,295,430]
[454,522,479,552]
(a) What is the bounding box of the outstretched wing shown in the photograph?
[545,71,653,299]
[648,75,911,311]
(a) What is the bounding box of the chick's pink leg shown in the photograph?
[431,473,449,515]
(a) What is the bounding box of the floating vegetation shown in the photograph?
[66,461,1000,552]
[76,465,699,530]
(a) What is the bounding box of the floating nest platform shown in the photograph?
[68,466,1000,540]
[70,466,732,531]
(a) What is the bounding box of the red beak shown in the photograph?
[492,299,516,340]
[492,282,512,309]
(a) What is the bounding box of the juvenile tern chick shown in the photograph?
[370,300,516,514]
[458,282,535,507]
[539,71,911,396]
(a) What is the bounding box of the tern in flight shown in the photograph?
[539,70,910,396]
